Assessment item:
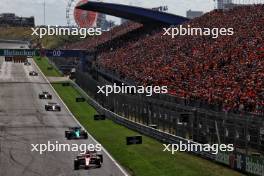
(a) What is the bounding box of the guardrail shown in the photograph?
[69,80,215,159]
[67,80,264,176]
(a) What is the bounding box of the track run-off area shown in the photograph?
[0,42,127,176]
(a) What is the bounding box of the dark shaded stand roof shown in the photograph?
[77,1,189,25]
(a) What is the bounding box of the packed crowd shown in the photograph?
[63,22,142,50]
[97,5,264,115]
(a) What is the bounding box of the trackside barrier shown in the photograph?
[68,80,264,176]
[69,80,215,160]
[47,58,64,76]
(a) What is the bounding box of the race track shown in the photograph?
[0,43,127,176]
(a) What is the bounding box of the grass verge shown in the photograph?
[34,56,62,77]
[34,57,243,176]
[52,83,243,176]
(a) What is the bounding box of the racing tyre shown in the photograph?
[65,132,69,139]
[84,132,88,139]
[74,159,79,170]
[96,159,102,168]
[98,154,103,163]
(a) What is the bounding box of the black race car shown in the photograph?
[45,102,61,111]
[29,71,38,76]
[24,62,31,66]
[65,127,88,140]
[5,56,13,62]
[74,150,103,170]
[39,91,52,99]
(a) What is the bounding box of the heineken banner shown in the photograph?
[0,49,85,57]
[0,49,38,57]
[216,152,264,176]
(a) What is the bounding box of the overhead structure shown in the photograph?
[77,1,189,26]
[66,0,98,27]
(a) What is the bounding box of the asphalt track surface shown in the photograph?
[0,43,127,176]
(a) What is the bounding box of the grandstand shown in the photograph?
[98,5,264,116]
[56,2,264,175]
[65,4,264,116]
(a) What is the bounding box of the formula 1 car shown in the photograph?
[65,127,88,140]
[45,102,61,111]
[74,150,103,170]
[5,56,13,62]
[24,61,31,66]
[29,71,38,76]
[39,91,52,99]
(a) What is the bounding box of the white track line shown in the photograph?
[32,58,129,176]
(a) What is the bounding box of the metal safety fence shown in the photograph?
[64,70,264,176]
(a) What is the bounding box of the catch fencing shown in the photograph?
[65,70,264,176]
